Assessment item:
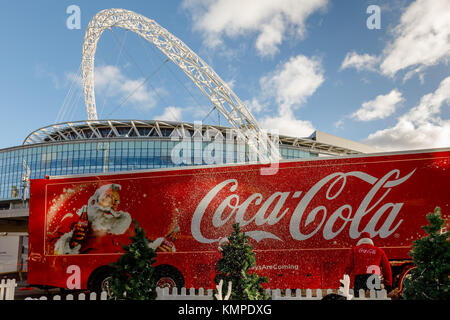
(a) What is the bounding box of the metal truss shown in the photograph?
[81,8,281,163]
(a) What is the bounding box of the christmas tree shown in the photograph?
[402,207,450,300]
[214,223,269,300]
[108,220,158,300]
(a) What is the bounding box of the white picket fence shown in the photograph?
[0,278,390,301]
[23,291,109,300]
[156,287,390,300]
[0,279,17,300]
[269,288,390,300]
[156,287,215,300]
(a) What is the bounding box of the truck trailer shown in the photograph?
[27,148,450,292]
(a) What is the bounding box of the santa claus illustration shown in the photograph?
[50,183,177,255]
[52,184,133,254]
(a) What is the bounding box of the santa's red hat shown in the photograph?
[357,232,374,246]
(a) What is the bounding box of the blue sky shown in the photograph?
[0,0,449,151]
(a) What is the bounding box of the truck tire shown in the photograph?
[154,265,185,289]
[398,265,416,294]
[88,266,114,294]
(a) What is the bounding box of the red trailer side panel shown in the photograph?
[28,149,450,289]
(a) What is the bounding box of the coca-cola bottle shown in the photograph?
[166,223,180,242]
[70,205,89,249]
[157,220,180,252]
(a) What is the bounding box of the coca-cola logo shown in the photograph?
[358,248,377,255]
[191,169,416,243]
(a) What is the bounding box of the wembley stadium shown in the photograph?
[0,119,373,230]
[0,8,377,275]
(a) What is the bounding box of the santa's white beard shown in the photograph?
[88,205,132,235]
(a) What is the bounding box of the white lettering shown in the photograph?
[191,179,238,243]
[191,169,415,243]
[366,5,381,30]
[66,5,81,30]
[66,265,81,289]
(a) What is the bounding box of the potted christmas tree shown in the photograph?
[402,207,450,300]
[214,223,269,300]
[108,220,158,300]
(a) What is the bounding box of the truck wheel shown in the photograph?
[88,266,114,294]
[154,265,185,289]
[398,265,416,294]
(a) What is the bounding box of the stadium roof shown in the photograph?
[22,120,366,156]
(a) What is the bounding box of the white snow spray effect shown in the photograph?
[47,184,86,230]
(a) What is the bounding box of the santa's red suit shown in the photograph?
[344,232,392,286]
[50,184,134,255]
[49,184,176,255]
[49,213,134,254]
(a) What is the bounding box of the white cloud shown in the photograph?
[255,13,285,56]
[380,0,450,78]
[255,54,324,137]
[244,98,265,114]
[155,106,184,122]
[352,89,404,121]
[65,71,82,85]
[183,0,328,57]
[340,0,450,80]
[260,54,324,114]
[364,76,450,151]
[66,64,164,115]
[260,111,315,137]
[93,65,162,111]
[340,52,379,72]
[225,78,236,89]
[334,119,344,129]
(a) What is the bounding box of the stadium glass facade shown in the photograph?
[0,121,317,201]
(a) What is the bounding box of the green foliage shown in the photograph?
[214,223,269,300]
[403,207,450,300]
[108,220,158,300]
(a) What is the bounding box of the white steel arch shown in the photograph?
[82,8,280,162]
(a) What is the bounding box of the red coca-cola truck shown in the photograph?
[27,148,450,292]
